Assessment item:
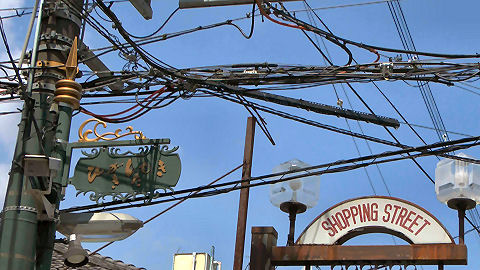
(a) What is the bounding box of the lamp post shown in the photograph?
[269,159,321,246]
[57,212,144,266]
[435,153,480,244]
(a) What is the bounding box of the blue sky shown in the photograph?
[1,0,480,269]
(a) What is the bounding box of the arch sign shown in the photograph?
[297,196,454,245]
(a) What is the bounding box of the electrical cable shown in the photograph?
[126,7,179,39]
[232,0,256,39]
[0,17,24,87]
[90,86,164,117]
[89,164,244,255]
[0,111,20,115]
[94,0,400,131]
[301,1,380,196]
[234,94,275,145]
[267,3,480,59]
[386,0,449,143]
[206,89,403,148]
[80,86,169,123]
[292,1,437,184]
[93,3,113,22]
[79,0,89,48]
[64,138,480,214]
[454,84,480,97]
[62,134,480,213]
[92,0,480,170]
[208,90,480,169]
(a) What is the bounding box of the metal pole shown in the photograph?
[25,0,45,95]
[35,1,84,269]
[0,0,46,268]
[0,0,84,269]
[458,208,465,245]
[18,0,40,71]
[0,96,39,270]
[287,208,297,246]
[233,117,256,270]
[36,103,75,270]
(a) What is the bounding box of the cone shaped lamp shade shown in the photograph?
[64,235,89,267]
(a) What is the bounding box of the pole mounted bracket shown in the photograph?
[23,155,62,193]
[65,37,78,81]
[36,60,79,76]
[22,154,61,221]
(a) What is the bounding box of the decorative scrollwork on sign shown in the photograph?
[107,146,151,157]
[76,189,168,204]
[78,118,147,142]
[159,144,179,155]
[80,147,101,158]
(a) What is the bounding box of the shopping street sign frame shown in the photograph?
[249,196,467,270]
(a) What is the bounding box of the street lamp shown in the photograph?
[64,234,89,267]
[435,153,480,244]
[57,212,143,242]
[57,212,143,267]
[269,159,320,245]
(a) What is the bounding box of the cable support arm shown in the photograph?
[206,82,400,128]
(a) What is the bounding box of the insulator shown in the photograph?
[54,79,82,109]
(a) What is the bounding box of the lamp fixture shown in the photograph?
[269,159,320,245]
[64,234,89,267]
[435,153,480,244]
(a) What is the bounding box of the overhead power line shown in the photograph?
[68,140,480,213]
[386,0,449,142]
[61,134,480,213]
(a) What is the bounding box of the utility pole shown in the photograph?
[233,117,256,270]
[0,0,84,269]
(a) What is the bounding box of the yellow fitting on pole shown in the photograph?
[54,37,82,109]
[54,80,82,109]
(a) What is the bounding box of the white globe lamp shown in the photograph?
[435,153,480,244]
[269,159,320,245]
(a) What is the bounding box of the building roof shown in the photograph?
[51,243,145,270]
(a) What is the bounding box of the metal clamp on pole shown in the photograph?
[4,206,38,214]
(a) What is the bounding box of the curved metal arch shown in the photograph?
[296,196,454,245]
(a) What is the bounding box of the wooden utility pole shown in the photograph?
[233,117,256,270]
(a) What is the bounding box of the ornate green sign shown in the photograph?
[69,143,181,203]
[64,118,181,203]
